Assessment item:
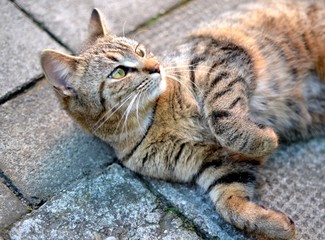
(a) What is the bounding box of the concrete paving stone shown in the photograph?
[0,0,64,102]
[14,0,183,52]
[0,182,28,231]
[0,79,114,205]
[147,179,251,240]
[148,138,325,240]
[257,138,325,240]
[132,0,312,53]
[8,164,201,240]
[132,0,252,54]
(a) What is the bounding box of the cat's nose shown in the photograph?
[142,60,160,74]
[150,63,160,74]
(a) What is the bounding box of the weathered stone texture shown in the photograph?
[15,0,182,52]
[0,80,114,204]
[9,164,201,240]
[0,0,63,101]
[0,182,28,230]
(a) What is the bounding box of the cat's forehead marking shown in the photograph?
[113,38,137,50]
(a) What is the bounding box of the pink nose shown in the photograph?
[151,64,160,74]
[143,60,160,74]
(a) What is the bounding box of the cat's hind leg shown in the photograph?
[194,156,296,239]
[302,71,325,139]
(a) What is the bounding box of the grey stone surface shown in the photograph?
[15,0,183,52]
[9,164,201,240]
[148,138,325,240]
[0,80,114,204]
[258,138,325,240]
[148,179,250,240]
[132,0,251,54]
[0,0,64,101]
[0,183,28,230]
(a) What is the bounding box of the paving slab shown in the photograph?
[258,138,325,240]
[8,164,201,240]
[14,0,183,52]
[0,0,64,102]
[132,0,251,54]
[0,182,28,231]
[147,179,250,240]
[0,80,114,205]
[148,138,325,240]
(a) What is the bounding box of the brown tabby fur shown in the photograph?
[41,1,325,239]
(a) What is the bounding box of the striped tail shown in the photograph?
[193,156,296,239]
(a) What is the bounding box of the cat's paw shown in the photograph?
[210,116,279,157]
[253,126,279,157]
[224,126,278,158]
[221,196,296,240]
[255,208,296,240]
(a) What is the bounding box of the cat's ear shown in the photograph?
[88,8,110,42]
[40,49,80,97]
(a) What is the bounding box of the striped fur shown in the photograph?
[41,1,325,239]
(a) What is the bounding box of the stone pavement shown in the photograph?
[0,0,324,239]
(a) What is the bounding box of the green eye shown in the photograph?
[110,67,126,79]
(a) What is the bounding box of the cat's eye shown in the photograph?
[135,45,145,57]
[109,67,126,79]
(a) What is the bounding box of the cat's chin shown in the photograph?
[159,66,167,92]
[146,73,166,101]
[158,76,167,93]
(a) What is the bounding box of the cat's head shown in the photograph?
[41,9,166,141]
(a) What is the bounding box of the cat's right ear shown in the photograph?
[87,8,110,43]
[40,50,80,97]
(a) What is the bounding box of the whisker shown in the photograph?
[94,93,133,128]
[166,72,204,96]
[123,93,139,136]
[115,98,133,136]
[93,93,134,133]
[135,90,145,135]
[122,20,127,38]
[170,69,212,73]
[114,93,138,140]
[164,65,212,70]
[165,74,196,98]
[94,94,132,129]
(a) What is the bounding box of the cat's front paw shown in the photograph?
[223,126,279,158]
[210,115,279,157]
[251,126,279,157]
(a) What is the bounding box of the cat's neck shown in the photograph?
[96,104,155,159]
[101,77,179,160]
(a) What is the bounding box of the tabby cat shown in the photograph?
[40,1,325,239]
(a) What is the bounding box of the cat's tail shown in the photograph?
[193,156,296,239]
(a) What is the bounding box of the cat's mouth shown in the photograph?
[144,65,166,101]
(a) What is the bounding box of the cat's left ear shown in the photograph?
[87,8,110,43]
[41,49,81,97]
